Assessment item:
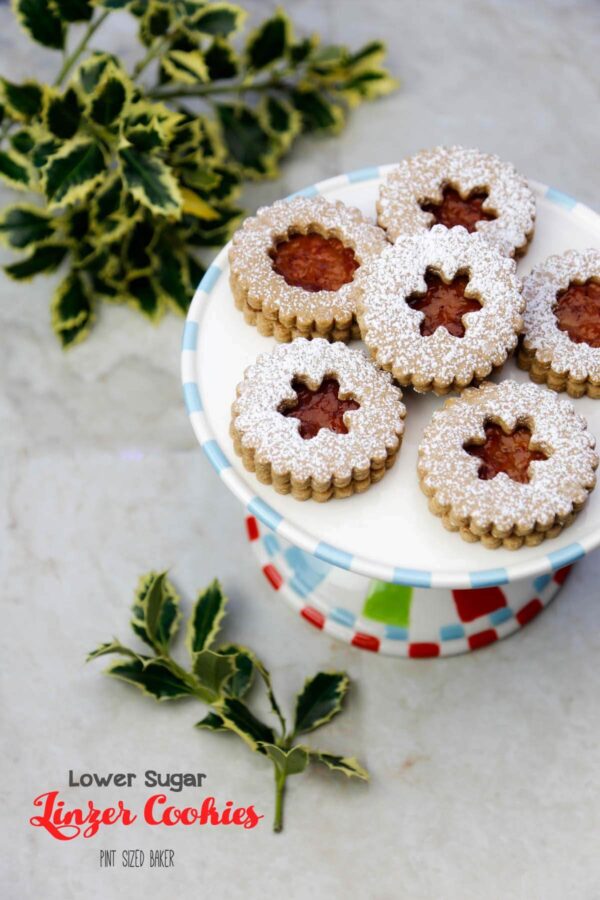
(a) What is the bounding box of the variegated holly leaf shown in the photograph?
[44,87,82,139]
[291,88,345,133]
[119,148,181,217]
[312,752,369,780]
[185,2,246,38]
[13,0,65,49]
[77,52,120,94]
[86,640,141,661]
[130,570,182,653]
[53,0,94,21]
[192,649,237,698]
[195,711,227,732]
[107,657,194,701]
[336,69,398,108]
[89,66,131,128]
[216,104,276,178]
[9,129,35,155]
[4,242,68,279]
[257,744,309,777]
[212,697,275,752]
[0,205,54,249]
[162,50,209,85]
[0,78,44,121]
[51,271,94,347]
[346,39,387,70]
[155,240,192,314]
[186,579,227,656]
[139,0,172,46]
[204,38,239,80]
[42,138,106,209]
[260,96,301,153]
[245,9,291,71]
[0,148,33,190]
[293,671,349,736]
[216,643,254,699]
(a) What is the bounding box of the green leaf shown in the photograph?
[216,104,275,177]
[204,38,239,80]
[86,640,141,661]
[126,275,163,319]
[291,88,345,133]
[107,657,193,701]
[216,643,254,699]
[192,649,236,698]
[289,36,317,65]
[53,0,93,21]
[4,243,68,280]
[195,711,227,732]
[0,205,54,249]
[119,148,181,217]
[312,752,369,781]
[186,3,246,37]
[0,78,44,120]
[186,579,227,656]
[0,148,32,190]
[44,87,82,139]
[43,138,106,208]
[9,129,35,155]
[293,671,349,736]
[131,571,181,652]
[156,242,190,314]
[13,0,65,49]
[213,697,275,751]
[258,744,309,777]
[90,70,129,127]
[51,271,94,347]
[245,9,290,70]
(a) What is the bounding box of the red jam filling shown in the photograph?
[421,187,496,232]
[270,232,359,292]
[554,279,600,348]
[280,378,360,440]
[464,423,547,484]
[406,271,481,337]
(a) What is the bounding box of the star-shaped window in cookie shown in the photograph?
[464,421,548,484]
[280,378,360,440]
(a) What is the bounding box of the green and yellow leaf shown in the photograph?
[185,2,246,38]
[212,697,275,752]
[42,138,106,209]
[161,50,209,85]
[245,8,291,71]
[257,744,309,777]
[195,711,227,732]
[131,570,182,652]
[86,640,141,661]
[0,78,44,121]
[216,103,277,178]
[89,65,131,128]
[0,148,34,190]
[52,0,94,21]
[192,649,236,698]
[293,671,349,736]
[43,87,82,139]
[312,752,369,780]
[12,0,65,50]
[4,242,68,280]
[51,270,94,347]
[291,87,345,133]
[119,147,181,217]
[204,38,239,80]
[186,579,227,656]
[0,204,54,249]
[106,657,194,702]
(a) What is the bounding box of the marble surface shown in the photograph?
[2,1,600,898]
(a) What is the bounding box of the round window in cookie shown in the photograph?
[352,225,524,395]
[377,146,536,258]
[417,380,598,550]
[229,196,388,343]
[230,338,406,501]
[519,248,600,398]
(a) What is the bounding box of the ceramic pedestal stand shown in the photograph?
[181,169,600,657]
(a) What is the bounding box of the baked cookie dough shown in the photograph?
[417,380,598,549]
[229,196,388,342]
[230,338,406,501]
[377,145,536,258]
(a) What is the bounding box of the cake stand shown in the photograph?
[181,168,600,657]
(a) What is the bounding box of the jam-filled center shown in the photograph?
[280,377,360,440]
[464,422,548,484]
[270,232,359,292]
[421,186,496,232]
[406,270,481,337]
[554,278,600,348]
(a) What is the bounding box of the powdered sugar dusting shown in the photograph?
[353,226,524,389]
[232,338,406,481]
[229,196,388,326]
[377,146,536,257]
[522,248,600,382]
[418,381,598,532]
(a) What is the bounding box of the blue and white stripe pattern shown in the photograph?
[181,169,598,590]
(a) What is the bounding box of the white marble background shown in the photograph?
[1,1,600,898]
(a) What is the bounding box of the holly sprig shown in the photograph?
[88,572,368,832]
[0,1,397,347]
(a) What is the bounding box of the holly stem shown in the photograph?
[54,10,111,87]
[273,768,287,833]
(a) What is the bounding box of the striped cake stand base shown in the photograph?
[245,515,572,657]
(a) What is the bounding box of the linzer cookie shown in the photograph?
[417,380,598,550]
[229,196,388,342]
[230,338,405,501]
[353,225,524,394]
[377,146,536,258]
[518,248,600,398]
